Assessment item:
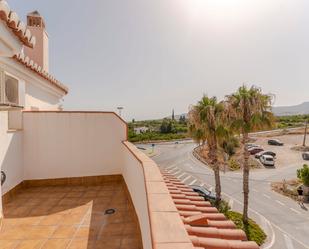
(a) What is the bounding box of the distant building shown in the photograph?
[134,126,149,134]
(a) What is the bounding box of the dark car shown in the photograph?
[255,151,276,159]
[302,152,309,160]
[190,185,217,201]
[268,139,284,146]
[248,147,264,155]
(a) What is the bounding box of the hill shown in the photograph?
[272,102,309,116]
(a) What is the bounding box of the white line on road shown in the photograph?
[181,175,192,183]
[199,182,204,187]
[172,169,181,175]
[263,194,271,199]
[169,168,179,173]
[166,166,176,171]
[284,234,295,249]
[275,200,285,206]
[188,179,197,185]
[290,208,301,214]
[178,173,187,178]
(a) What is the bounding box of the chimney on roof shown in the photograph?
[24,10,49,72]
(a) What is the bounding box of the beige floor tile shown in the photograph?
[67,239,95,249]
[38,214,64,226]
[51,225,78,239]
[59,214,85,225]
[24,226,57,239]
[15,239,45,249]
[41,239,71,249]
[0,240,19,249]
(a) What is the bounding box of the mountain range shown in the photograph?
[272,102,309,116]
[167,102,309,119]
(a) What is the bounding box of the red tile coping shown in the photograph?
[162,171,260,249]
[0,1,35,47]
[123,141,260,249]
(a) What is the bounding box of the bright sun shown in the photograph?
[183,0,244,20]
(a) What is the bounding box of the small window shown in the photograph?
[4,74,19,105]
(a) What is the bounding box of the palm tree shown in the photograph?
[188,95,228,204]
[226,85,274,223]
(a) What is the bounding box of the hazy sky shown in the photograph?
[10,0,309,120]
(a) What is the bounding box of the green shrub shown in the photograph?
[222,137,239,157]
[228,158,240,171]
[226,211,267,246]
[297,164,309,186]
[210,199,231,215]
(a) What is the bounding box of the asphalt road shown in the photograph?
[140,141,309,249]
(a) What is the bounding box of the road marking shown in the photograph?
[181,175,192,183]
[199,182,204,187]
[169,168,179,173]
[263,194,271,199]
[275,200,285,206]
[178,173,187,178]
[252,188,258,193]
[166,166,176,171]
[290,208,301,214]
[284,234,295,249]
[172,169,181,175]
[188,179,197,185]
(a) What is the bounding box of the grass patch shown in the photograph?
[226,211,267,246]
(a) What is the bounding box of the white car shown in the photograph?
[260,155,275,166]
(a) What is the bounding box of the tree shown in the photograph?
[160,119,175,134]
[172,109,175,121]
[297,164,309,186]
[226,85,274,224]
[188,95,229,204]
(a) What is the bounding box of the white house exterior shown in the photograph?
[0,3,67,215]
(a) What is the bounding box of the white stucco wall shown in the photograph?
[24,82,61,110]
[0,112,23,196]
[23,112,127,180]
[121,143,152,249]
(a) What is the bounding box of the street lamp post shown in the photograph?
[117,107,124,117]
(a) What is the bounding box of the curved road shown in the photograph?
[139,141,309,249]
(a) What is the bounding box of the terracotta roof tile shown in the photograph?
[0,0,35,48]
[13,53,68,94]
[161,170,260,249]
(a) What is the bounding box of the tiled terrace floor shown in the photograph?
[0,182,142,249]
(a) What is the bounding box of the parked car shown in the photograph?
[190,185,217,201]
[247,145,261,150]
[268,139,284,146]
[246,143,258,148]
[302,152,309,160]
[255,151,276,159]
[260,155,275,166]
[248,147,264,155]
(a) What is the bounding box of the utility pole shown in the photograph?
[303,120,308,147]
[117,107,124,117]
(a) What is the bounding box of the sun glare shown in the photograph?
[183,0,245,20]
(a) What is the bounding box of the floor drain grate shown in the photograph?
[104,208,116,215]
